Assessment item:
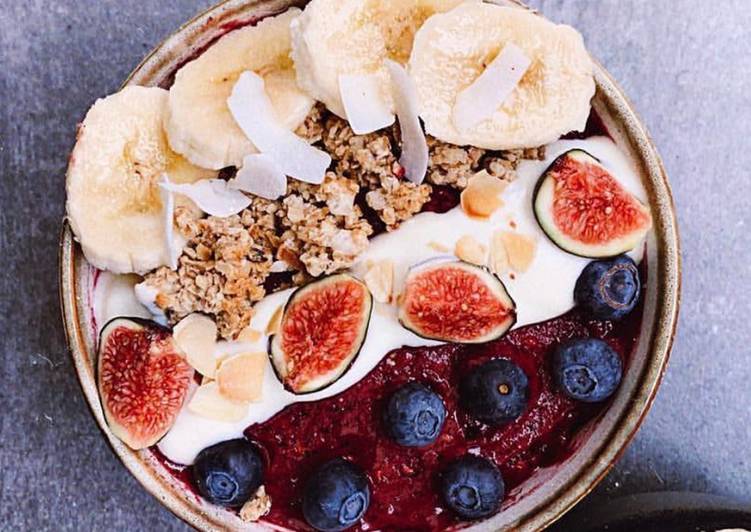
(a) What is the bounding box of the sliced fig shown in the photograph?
[270,274,372,394]
[398,261,516,344]
[97,317,194,449]
[533,149,652,258]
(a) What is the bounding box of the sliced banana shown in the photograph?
[167,8,314,170]
[409,3,595,150]
[66,86,214,274]
[291,0,471,118]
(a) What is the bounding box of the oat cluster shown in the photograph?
[142,104,545,338]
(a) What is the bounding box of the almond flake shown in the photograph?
[160,179,251,218]
[364,259,394,303]
[228,71,331,184]
[453,42,532,131]
[489,231,510,275]
[427,241,451,253]
[501,231,537,273]
[229,153,287,200]
[240,486,272,522]
[187,381,248,422]
[339,73,395,135]
[461,170,507,218]
[237,326,263,343]
[173,313,218,378]
[455,235,487,266]
[386,60,428,184]
[217,352,266,402]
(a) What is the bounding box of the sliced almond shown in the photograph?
[364,259,394,304]
[240,486,272,522]
[489,230,510,275]
[265,305,284,336]
[173,313,218,378]
[455,235,487,266]
[501,231,537,273]
[217,352,267,402]
[187,381,248,422]
[460,170,508,218]
[427,241,450,253]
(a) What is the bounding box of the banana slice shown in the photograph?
[409,3,595,150]
[66,86,214,274]
[167,8,314,170]
[291,0,471,118]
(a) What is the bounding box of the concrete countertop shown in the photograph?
[1,0,749,529]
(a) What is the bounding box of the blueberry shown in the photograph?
[460,359,529,425]
[441,455,504,520]
[303,458,370,531]
[574,255,641,320]
[383,382,447,447]
[192,439,264,507]
[553,338,622,402]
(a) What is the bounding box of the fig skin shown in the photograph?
[97,317,194,450]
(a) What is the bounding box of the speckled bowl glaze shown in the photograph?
[60,0,681,530]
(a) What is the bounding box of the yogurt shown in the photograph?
[93,136,647,465]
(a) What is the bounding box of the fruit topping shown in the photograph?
[270,274,373,394]
[385,59,429,184]
[217,352,267,402]
[574,255,641,320]
[460,358,529,425]
[410,3,594,150]
[188,381,249,422]
[302,458,371,531]
[228,71,331,185]
[173,313,218,377]
[553,338,623,403]
[533,149,652,258]
[398,261,516,344]
[383,382,447,447]
[66,86,213,274]
[97,318,194,449]
[192,439,264,508]
[440,455,505,520]
[167,9,313,170]
[460,170,507,219]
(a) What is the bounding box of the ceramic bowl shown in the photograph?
[60,0,681,529]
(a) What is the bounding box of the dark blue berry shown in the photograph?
[574,255,640,320]
[460,359,529,425]
[192,439,264,507]
[303,458,370,531]
[383,382,447,447]
[441,455,504,520]
[553,338,622,402]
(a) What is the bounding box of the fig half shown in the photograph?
[270,274,373,394]
[398,261,516,344]
[533,149,652,258]
[97,317,194,449]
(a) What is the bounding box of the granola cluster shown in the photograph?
[143,104,545,338]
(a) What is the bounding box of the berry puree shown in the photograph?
[244,274,644,531]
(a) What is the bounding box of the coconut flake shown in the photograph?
[159,174,179,270]
[229,154,287,200]
[159,179,251,218]
[385,60,428,185]
[338,73,395,135]
[452,42,532,131]
[228,71,331,185]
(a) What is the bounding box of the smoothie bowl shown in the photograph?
[60,0,680,530]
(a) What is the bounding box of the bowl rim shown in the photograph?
[59,1,681,530]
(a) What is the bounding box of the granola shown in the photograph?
[143,105,545,339]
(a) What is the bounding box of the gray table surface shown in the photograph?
[2,0,749,530]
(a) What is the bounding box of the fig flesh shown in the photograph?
[97,317,194,449]
[398,261,516,344]
[270,274,372,394]
[533,149,652,258]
